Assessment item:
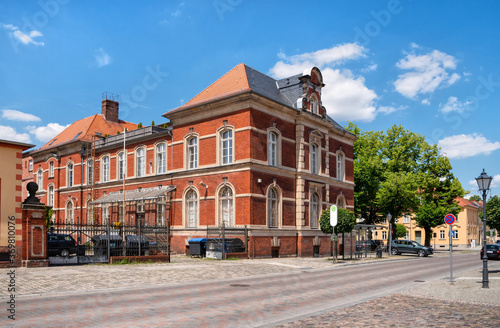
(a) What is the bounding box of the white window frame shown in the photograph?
[453,230,459,239]
[187,136,198,169]
[29,160,33,172]
[440,230,445,239]
[49,161,54,178]
[310,93,319,114]
[101,156,109,182]
[156,142,167,174]
[118,151,126,180]
[87,159,93,185]
[48,185,54,207]
[221,129,233,165]
[310,143,319,174]
[185,189,198,228]
[268,131,277,167]
[310,192,320,229]
[67,162,74,187]
[336,152,344,181]
[404,214,410,224]
[218,185,234,227]
[382,231,387,240]
[66,201,74,224]
[267,186,280,228]
[136,147,146,177]
[37,168,43,190]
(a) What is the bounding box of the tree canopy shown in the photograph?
[346,123,464,246]
[319,207,356,235]
[480,195,500,233]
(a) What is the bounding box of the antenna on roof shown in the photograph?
[102,92,119,102]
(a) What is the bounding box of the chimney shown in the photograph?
[102,99,119,122]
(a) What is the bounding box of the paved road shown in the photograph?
[0,253,486,327]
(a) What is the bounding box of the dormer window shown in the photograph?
[310,94,319,115]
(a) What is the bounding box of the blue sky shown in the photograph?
[1,0,500,198]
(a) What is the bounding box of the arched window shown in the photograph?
[337,153,344,181]
[221,129,233,165]
[186,189,198,228]
[310,144,318,174]
[310,94,319,114]
[66,201,74,224]
[187,137,198,169]
[310,193,319,229]
[268,131,277,167]
[220,186,233,227]
[136,147,146,177]
[101,156,109,182]
[156,143,167,174]
[268,187,279,228]
[67,162,74,186]
[37,168,43,190]
[118,151,126,180]
[48,185,54,207]
[49,161,54,178]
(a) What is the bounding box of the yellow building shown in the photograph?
[0,139,35,266]
[384,197,485,249]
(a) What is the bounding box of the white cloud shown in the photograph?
[394,47,460,99]
[439,96,473,113]
[269,44,378,122]
[1,24,44,46]
[171,10,181,17]
[421,99,430,105]
[94,48,111,67]
[1,109,41,122]
[438,134,500,159]
[0,125,32,143]
[378,105,408,115]
[29,123,69,142]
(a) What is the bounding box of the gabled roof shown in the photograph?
[166,63,300,115]
[457,197,483,209]
[38,114,137,151]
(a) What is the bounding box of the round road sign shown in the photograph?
[444,214,456,225]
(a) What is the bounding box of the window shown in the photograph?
[221,130,233,165]
[102,205,109,225]
[67,163,74,187]
[87,200,93,225]
[268,132,277,167]
[49,161,54,178]
[29,160,33,172]
[440,230,445,239]
[102,156,109,182]
[136,148,146,177]
[118,152,126,180]
[48,185,54,207]
[156,143,166,174]
[186,190,198,228]
[453,230,459,239]
[188,137,198,169]
[405,232,409,239]
[337,153,343,181]
[310,144,318,174]
[66,202,73,224]
[268,187,279,228]
[337,196,345,208]
[382,231,387,240]
[310,193,319,228]
[37,168,43,189]
[404,214,410,224]
[220,187,233,227]
[157,195,166,226]
[87,159,93,185]
[310,94,319,114]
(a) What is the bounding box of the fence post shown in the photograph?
[222,221,226,260]
[107,220,111,263]
[244,225,248,254]
[138,215,142,256]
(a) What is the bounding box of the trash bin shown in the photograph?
[188,238,207,257]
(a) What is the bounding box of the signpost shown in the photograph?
[330,205,338,263]
[445,213,456,284]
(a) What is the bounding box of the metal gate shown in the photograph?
[47,221,169,265]
[206,223,248,259]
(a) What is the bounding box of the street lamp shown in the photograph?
[387,213,392,256]
[476,169,492,289]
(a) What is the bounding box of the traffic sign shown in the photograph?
[444,214,456,225]
[330,205,338,227]
[449,230,456,237]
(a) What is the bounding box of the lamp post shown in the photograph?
[387,213,392,256]
[476,169,492,289]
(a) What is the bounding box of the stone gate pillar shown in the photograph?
[21,182,49,267]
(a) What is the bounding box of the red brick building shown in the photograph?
[23,64,356,258]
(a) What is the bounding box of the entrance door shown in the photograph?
[415,231,422,244]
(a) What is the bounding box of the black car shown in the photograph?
[480,244,500,260]
[356,240,382,252]
[390,239,433,257]
[48,233,84,257]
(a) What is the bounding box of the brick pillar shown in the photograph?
[20,182,49,267]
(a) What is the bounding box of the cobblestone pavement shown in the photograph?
[1,250,499,327]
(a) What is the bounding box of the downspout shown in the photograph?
[80,147,85,223]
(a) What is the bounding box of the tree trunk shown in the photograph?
[424,226,432,247]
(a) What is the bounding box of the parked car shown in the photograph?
[390,239,433,257]
[48,233,85,257]
[356,240,381,252]
[480,244,500,260]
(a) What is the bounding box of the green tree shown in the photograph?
[469,195,481,201]
[395,224,407,239]
[346,123,464,245]
[480,195,500,233]
[319,207,356,235]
